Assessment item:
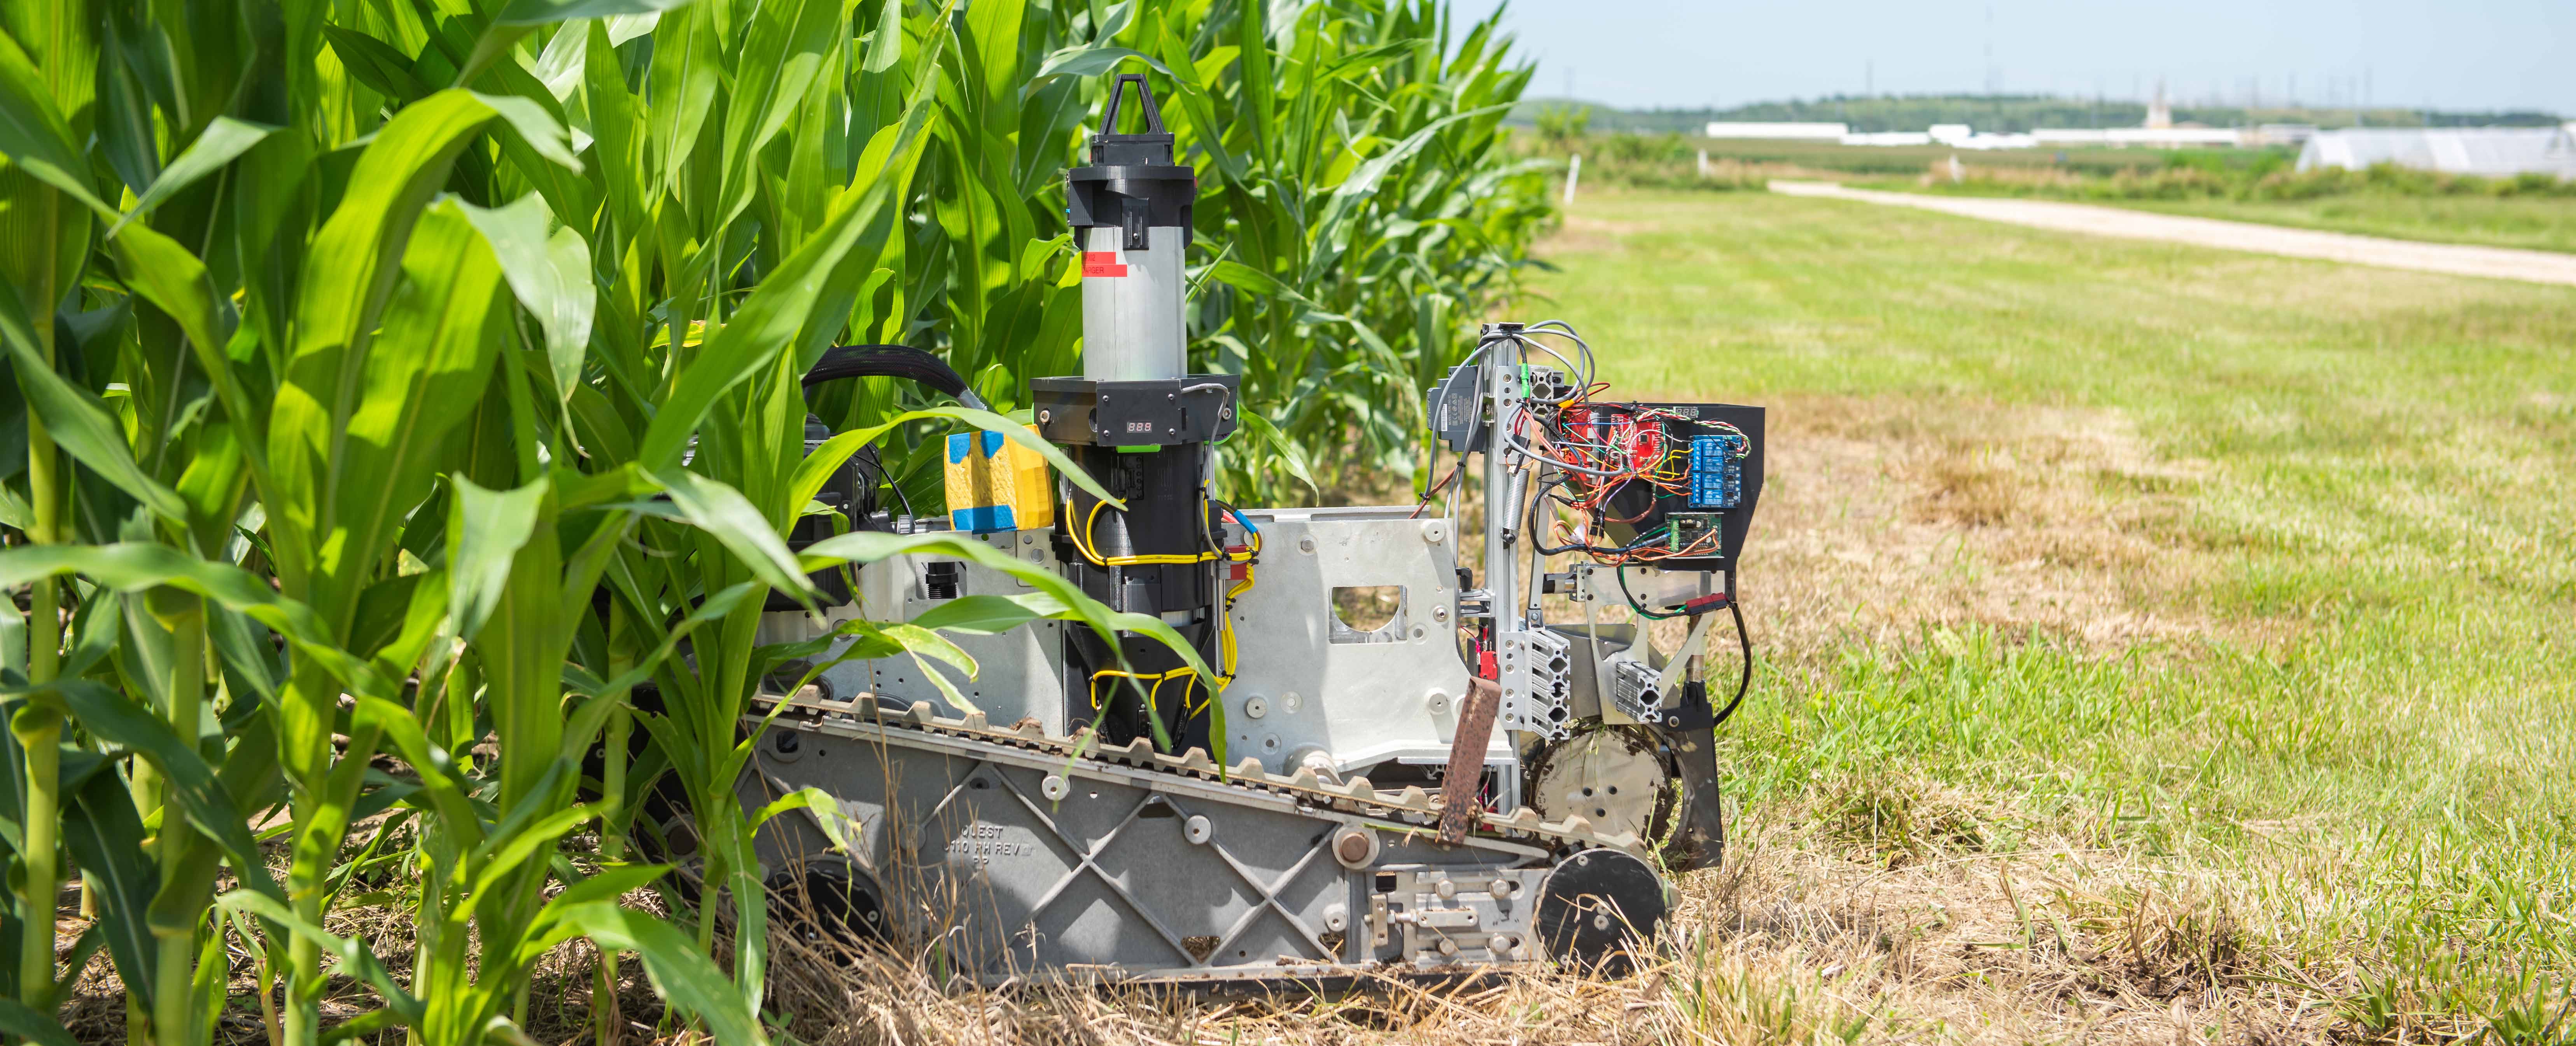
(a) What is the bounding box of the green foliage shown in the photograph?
[0,1,1543,1044]
[1532,103,1591,148]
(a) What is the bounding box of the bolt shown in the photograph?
[1436,878,1456,898]
[1333,828,1375,867]
[1491,877,1512,897]
[1038,409,1053,423]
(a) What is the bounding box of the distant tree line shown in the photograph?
[1510,94,2566,134]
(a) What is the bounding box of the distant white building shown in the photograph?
[2296,127,2576,178]
[1956,131,2039,150]
[2248,124,2319,147]
[1703,121,1847,140]
[1841,131,1934,146]
[2031,127,2243,148]
[1927,124,1973,145]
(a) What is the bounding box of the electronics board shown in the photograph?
[1533,398,1765,582]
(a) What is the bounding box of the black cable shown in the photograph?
[1530,476,1675,559]
[838,447,916,520]
[1615,564,1690,620]
[881,465,916,519]
[802,344,987,410]
[1712,572,1752,727]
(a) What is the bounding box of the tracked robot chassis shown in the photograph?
[728,76,1766,987]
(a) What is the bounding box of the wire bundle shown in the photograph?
[1532,402,1745,565]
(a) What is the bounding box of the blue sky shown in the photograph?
[1443,0,2574,114]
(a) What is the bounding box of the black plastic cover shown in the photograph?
[1064,74,1194,249]
[1030,375,1240,447]
[1425,362,1488,453]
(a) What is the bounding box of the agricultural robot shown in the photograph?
[720,77,1766,985]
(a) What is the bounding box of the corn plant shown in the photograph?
[0,0,1541,1043]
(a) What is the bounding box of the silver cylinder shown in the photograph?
[1081,224,1188,382]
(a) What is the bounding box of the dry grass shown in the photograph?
[1745,393,2222,661]
[432,817,2382,1046]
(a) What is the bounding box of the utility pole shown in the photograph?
[1983,5,1998,95]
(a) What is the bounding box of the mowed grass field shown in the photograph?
[2110,194,2576,255]
[1525,190,2576,1042]
[1858,176,2576,255]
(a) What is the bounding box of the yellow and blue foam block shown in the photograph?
[943,426,1055,534]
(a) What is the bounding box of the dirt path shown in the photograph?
[1769,180,2576,287]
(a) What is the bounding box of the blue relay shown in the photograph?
[1689,433,1746,508]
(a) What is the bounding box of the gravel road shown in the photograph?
[1768,180,2576,288]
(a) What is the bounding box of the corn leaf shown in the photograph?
[112,115,278,230]
[528,901,766,1046]
[0,287,188,522]
[459,195,596,407]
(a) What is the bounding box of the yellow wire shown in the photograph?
[1088,667,1211,717]
[1069,499,1220,567]
[1214,524,1260,689]
[1082,512,1262,724]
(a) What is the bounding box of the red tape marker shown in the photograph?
[1082,251,1127,277]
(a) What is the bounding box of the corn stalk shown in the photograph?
[0,1,1542,1043]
